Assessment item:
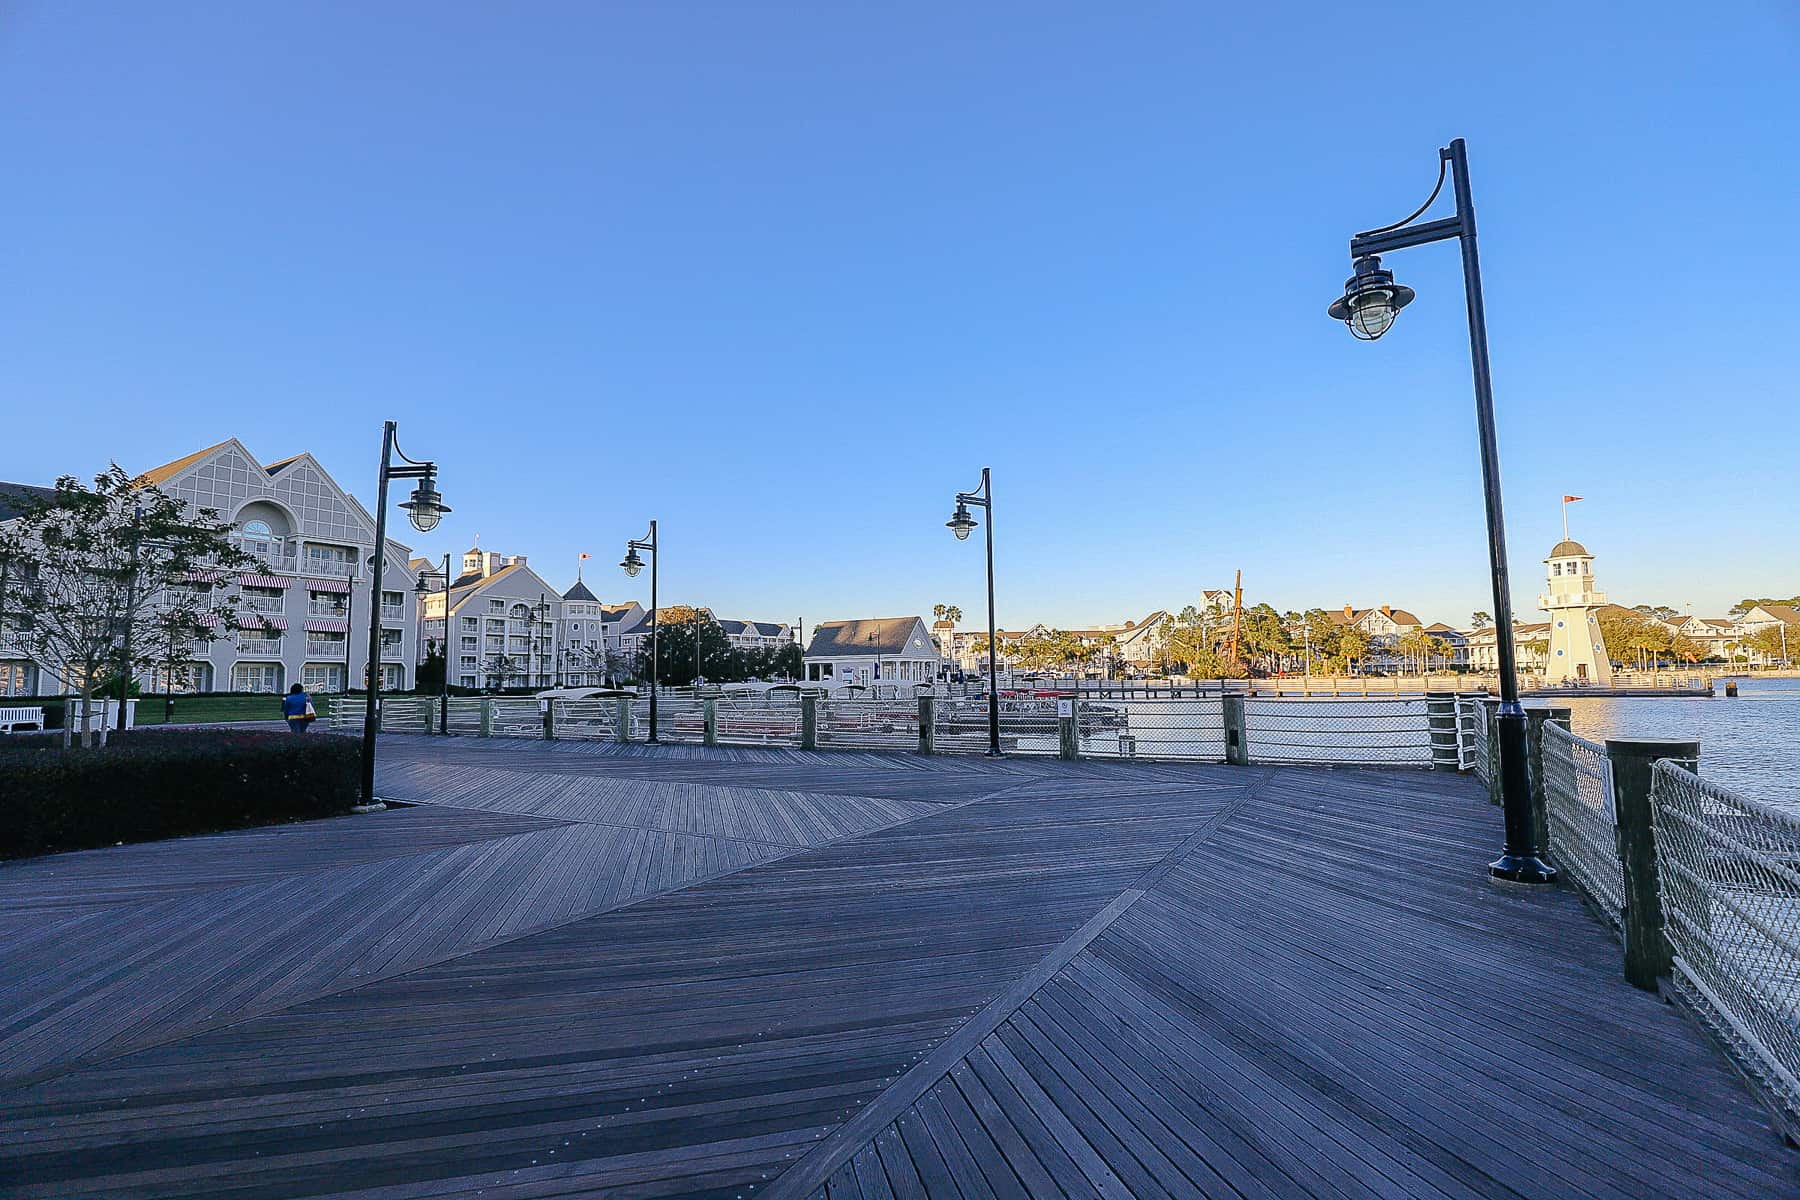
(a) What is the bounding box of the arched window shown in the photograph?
[242,519,273,537]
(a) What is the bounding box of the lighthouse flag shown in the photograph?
[1560,495,1583,541]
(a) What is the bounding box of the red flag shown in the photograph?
[1562,495,1583,503]
[578,553,593,560]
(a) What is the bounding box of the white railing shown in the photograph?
[1541,722,1625,930]
[307,601,349,618]
[306,640,346,657]
[369,694,1455,768]
[236,639,283,657]
[1653,761,1800,1121]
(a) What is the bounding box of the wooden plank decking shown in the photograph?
[0,737,1793,1198]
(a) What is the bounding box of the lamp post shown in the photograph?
[362,421,449,809]
[1328,137,1552,884]
[621,520,657,741]
[946,468,1001,756]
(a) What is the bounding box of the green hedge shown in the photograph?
[0,730,362,859]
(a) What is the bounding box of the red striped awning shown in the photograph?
[239,574,291,589]
[305,619,349,634]
[181,570,224,583]
[241,616,289,632]
[302,577,352,594]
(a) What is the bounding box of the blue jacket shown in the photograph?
[282,692,310,717]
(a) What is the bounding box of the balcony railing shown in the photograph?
[380,604,405,619]
[303,556,359,580]
[306,641,347,657]
[381,645,405,661]
[230,539,299,573]
[307,601,349,618]
[236,639,283,657]
[243,596,286,615]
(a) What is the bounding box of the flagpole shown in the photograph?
[1562,496,1569,543]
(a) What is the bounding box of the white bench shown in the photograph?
[0,706,45,733]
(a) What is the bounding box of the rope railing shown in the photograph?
[1541,722,1625,931]
[1082,696,1222,761]
[1653,760,1800,1119]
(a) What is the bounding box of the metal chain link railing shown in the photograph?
[553,699,619,740]
[817,697,919,751]
[1079,696,1224,761]
[1653,760,1800,1120]
[1541,721,1625,931]
[713,696,803,746]
[933,697,1062,755]
[1243,698,1431,765]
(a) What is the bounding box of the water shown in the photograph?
[1556,676,1800,809]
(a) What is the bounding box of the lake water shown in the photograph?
[1557,675,1800,810]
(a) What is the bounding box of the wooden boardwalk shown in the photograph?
[0,738,1793,1198]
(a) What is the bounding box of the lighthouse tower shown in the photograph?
[1538,538,1612,685]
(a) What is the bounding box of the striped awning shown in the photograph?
[239,574,291,589]
[241,616,289,632]
[302,577,352,594]
[305,619,349,634]
[181,570,224,583]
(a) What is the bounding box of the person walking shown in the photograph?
[282,682,315,733]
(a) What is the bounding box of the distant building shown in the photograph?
[1466,622,1552,674]
[1328,604,1424,671]
[1421,623,1470,668]
[804,617,942,687]
[421,545,565,690]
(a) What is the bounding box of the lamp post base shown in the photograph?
[1488,854,1557,884]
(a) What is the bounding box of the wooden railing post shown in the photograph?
[1222,693,1249,766]
[1426,691,1458,771]
[1524,706,1570,863]
[1606,737,1700,991]
[1058,696,1078,761]
[615,695,631,742]
[543,700,557,741]
[800,694,818,751]
[703,698,717,747]
[478,697,493,738]
[918,695,935,754]
[423,701,435,735]
[1481,697,1502,805]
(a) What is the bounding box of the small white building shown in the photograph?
[804,617,942,687]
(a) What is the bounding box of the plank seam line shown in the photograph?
[4,787,977,1091]
[759,767,1276,1200]
[372,793,818,852]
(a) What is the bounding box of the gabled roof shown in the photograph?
[0,481,57,523]
[1750,603,1800,625]
[1423,622,1459,633]
[806,617,935,658]
[138,440,236,485]
[563,579,599,602]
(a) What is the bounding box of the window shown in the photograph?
[232,663,283,693]
[460,655,477,668]
[381,590,404,611]
[460,675,476,689]
[461,616,478,631]
[489,599,505,612]
[461,636,478,650]
[301,664,345,693]
[242,519,273,537]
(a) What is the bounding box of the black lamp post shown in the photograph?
[362,421,449,809]
[946,467,1001,756]
[621,520,657,741]
[1329,137,1552,884]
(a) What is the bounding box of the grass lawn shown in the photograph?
[132,694,347,725]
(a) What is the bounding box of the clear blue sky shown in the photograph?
[3,2,1795,629]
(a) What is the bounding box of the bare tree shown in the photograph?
[0,467,249,746]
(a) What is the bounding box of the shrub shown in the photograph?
[0,729,362,859]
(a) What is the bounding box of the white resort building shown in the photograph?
[1,439,420,697]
